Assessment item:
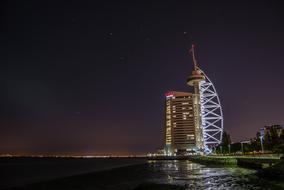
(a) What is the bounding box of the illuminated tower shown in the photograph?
[164,45,224,155]
[187,44,205,152]
[187,44,224,154]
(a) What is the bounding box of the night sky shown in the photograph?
[1,1,284,155]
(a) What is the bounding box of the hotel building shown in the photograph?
[165,91,203,155]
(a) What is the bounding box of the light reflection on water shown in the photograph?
[148,160,261,190]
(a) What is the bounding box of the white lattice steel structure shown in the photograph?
[198,68,223,153]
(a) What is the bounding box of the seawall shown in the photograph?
[188,156,237,165]
[148,155,282,170]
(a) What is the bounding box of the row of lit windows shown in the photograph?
[168,96,191,100]
[173,114,193,117]
[172,107,193,111]
[172,104,192,107]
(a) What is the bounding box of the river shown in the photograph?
[1,158,283,189]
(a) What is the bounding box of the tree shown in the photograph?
[274,128,284,153]
[270,125,280,144]
[280,129,284,141]
[230,142,241,154]
[221,131,231,146]
[215,131,232,154]
[250,132,261,152]
[263,125,284,153]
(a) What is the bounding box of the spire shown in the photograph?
[189,44,198,70]
[187,44,205,86]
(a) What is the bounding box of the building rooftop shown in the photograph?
[165,91,192,97]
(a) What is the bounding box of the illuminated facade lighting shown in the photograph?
[164,45,224,155]
[165,91,198,155]
[186,44,224,154]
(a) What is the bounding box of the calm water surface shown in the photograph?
[1,158,283,189]
[147,160,282,190]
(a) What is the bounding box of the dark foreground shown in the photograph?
[2,158,284,190]
[8,163,184,190]
[0,157,146,189]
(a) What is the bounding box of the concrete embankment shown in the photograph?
[188,156,281,170]
[148,155,282,170]
[188,156,237,166]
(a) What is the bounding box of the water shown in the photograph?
[1,158,283,189]
[0,157,146,189]
[147,160,282,190]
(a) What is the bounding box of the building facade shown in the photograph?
[165,91,203,155]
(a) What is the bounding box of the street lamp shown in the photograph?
[260,128,265,153]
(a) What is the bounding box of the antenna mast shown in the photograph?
[190,44,198,70]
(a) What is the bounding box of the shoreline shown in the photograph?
[148,155,281,169]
